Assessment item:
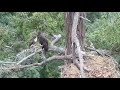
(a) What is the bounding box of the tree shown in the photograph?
[0,12,87,78]
[65,12,86,77]
[65,12,86,62]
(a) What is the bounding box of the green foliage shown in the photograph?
[0,12,65,78]
[9,12,64,41]
[0,12,14,25]
[20,67,40,78]
[1,12,120,78]
[0,25,17,60]
[87,12,101,23]
[39,61,64,78]
[86,12,120,53]
[0,70,18,78]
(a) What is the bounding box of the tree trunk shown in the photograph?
[64,12,86,63]
[77,12,86,50]
[64,12,74,63]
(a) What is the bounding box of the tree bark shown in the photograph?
[72,12,85,78]
[77,12,86,50]
[64,12,74,63]
[65,12,86,63]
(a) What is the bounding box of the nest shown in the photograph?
[60,53,120,78]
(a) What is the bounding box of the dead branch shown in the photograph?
[72,12,85,78]
[0,61,16,64]
[85,40,111,57]
[16,49,42,65]
[5,45,12,49]
[49,45,65,53]
[0,54,72,70]
[85,47,103,56]
[79,16,91,22]
[51,34,61,45]
[49,34,65,53]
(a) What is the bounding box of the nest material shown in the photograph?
[60,53,120,78]
[60,63,81,78]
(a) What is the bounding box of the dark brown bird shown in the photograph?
[37,31,49,54]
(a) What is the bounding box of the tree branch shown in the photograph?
[16,49,42,65]
[0,34,68,71]
[51,34,61,45]
[16,34,65,65]
[79,16,91,22]
[49,34,65,53]
[0,33,71,71]
[49,45,65,53]
[0,54,72,70]
[0,61,16,64]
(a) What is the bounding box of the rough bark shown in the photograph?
[65,12,86,62]
[64,12,74,63]
[72,12,85,78]
[77,12,86,50]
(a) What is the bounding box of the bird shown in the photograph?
[37,31,49,54]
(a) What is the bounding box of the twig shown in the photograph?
[79,16,91,22]
[5,45,12,49]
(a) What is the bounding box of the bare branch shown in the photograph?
[0,61,16,64]
[5,45,12,49]
[49,34,65,53]
[0,54,72,70]
[51,34,61,45]
[16,45,65,65]
[79,16,91,22]
[16,49,42,65]
[49,45,65,53]
[21,54,72,69]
